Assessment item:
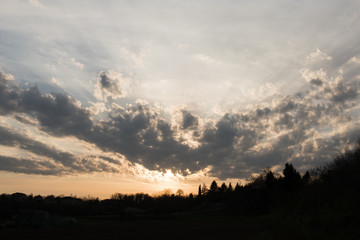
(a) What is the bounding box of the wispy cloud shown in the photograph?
[70,58,84,70]
[193,53,221,65]
[29,0,46,10]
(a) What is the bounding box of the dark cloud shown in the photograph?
[0,155,62,175]
[276,113,294,129]
[0,72,93,137]
[99,72,122,95]
[0,125,119,175]
[95,71,131,101]
[0,126,75,166]
[275,96,297,113]
[0,71,20,115]
[13,114,37,125]
[23,87,93,137]
[330,82,358,103]
[256,107,271,117]
[0,153,119,176]
[310,78,323,86]
[0,69,359,179]
[181,110,199,130]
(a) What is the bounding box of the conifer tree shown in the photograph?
[210,180,218,193]
[220,182,228,192]
[235,182,241,192]
[228,182,233,192]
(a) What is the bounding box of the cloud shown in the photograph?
[0,155,60,175]
[0,70,14,81]
[0,71,93,136]
[70,58,84,70]
[0,66,359,180]
[0,72,20,115]
[348,57,360,65]
[51,77,61,86]
[0,125,76,166]
[1,0,360,186]
[309,78,323,86]
[193,53,221,64]
[181,110,199,130]
[330,82,358,103]
[274,96,297,113]
[300,51,359,105]
[28,0,46,10]
[0,125,122,175]
[87,101,109,115]
[94,70,132,101]
[301,68,327,84]
[305,48,332,63]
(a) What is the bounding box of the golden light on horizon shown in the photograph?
[163,169,175,181]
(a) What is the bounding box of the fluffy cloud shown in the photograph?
[330,82,358,103]
[181,110,199,130]
[94,70,132,101]
[70,58,84,70]
[0,61,359,179]
[305,48,332,63]
[0,71,14,81]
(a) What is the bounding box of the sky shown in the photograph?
[0,0,359,198]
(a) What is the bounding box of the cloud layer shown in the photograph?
[1,1,360,183]
[0,50,359,180]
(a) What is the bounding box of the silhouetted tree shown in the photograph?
[235,183,241,192]
[228,182,233,192]
[210,180,218,193]
[265,170,275,188]
[198,185,202,197]
[283,163,301,189]
[201,183,208,195]
[220,183,228,193]
[176,189,184,196]
[302,171,310,184]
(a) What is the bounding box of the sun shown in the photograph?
[163,169,175,182]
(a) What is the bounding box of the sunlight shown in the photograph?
[163,169,175,180]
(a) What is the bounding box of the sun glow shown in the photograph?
[163,169,175,181]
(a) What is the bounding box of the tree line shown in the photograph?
[1,139,359,237]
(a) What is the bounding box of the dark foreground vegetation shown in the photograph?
[1,141,360,239]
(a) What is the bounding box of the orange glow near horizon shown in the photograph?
[0,169,245,199]
[0,171,196,199]
[0,171,191,199]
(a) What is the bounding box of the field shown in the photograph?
[1,212,269,240]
